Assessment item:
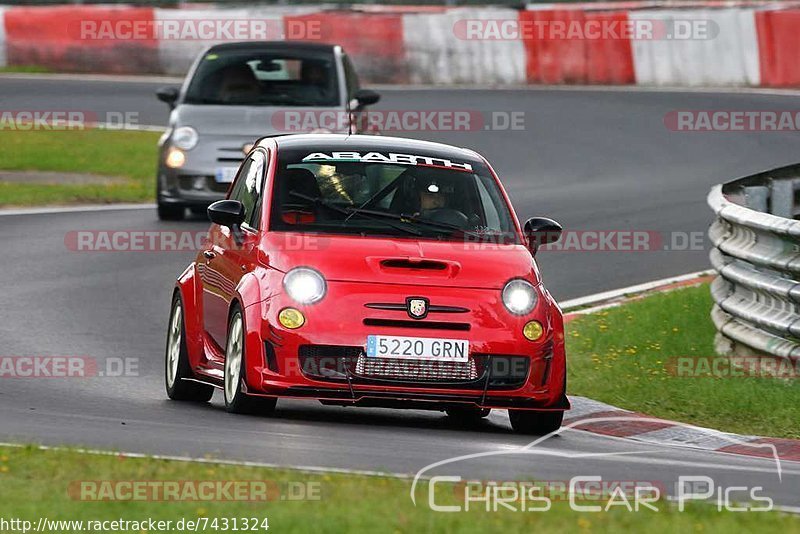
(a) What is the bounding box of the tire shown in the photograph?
[165,293,214,402]
[508,410,563,435]
[223,306,277,415]
[445,407,490,426]
[190,206,209,218]
[158,203,185,221]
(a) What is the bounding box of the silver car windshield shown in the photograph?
[185,50,339,107]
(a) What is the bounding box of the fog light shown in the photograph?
[192,176,206,190]
[278,308,305,329]
[165,147,186,169]
[523,320,543,341]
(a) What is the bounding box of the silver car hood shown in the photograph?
[171,104,345,137]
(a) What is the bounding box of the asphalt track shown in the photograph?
[1,76,800,506]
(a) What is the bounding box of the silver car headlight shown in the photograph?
[502,279,537,315]
[172,126,198,150]
[283,267,326,305]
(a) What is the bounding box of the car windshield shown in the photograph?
[269,148,518,243]
[184,49,339,107]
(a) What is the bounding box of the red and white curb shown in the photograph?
[557,273,800,463]
[564,396,800,463]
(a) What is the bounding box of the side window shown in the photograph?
[228,150,267,229]
[476,176,502,231]
[342,54,360,100]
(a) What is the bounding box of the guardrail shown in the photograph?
[708,164,800,361]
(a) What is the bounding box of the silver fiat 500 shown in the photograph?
[155,41,380,220]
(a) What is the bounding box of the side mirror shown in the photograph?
[524,217,562,255]
[208,200,245,228]
[352,88,380,108]
[156,86,179,108]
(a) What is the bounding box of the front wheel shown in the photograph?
[190,206,209,218]
[508,410,563,435]
[224,307,277,415]
[158,203,185,221]
[165,293,214,402]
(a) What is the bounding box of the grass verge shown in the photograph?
[0,445,797,532]
[566,283,800,439]
[0,129,160,206]
[0,65,54,74]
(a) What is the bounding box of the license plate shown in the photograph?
[366,335,469,362]
[215,167,238,183]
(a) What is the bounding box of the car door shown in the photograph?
[201,150,267,351]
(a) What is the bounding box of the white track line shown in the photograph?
[4,72,800,97]
[0,73,184,84]
[559,270,714,312]
[0,441,413,480]
[0,203,155,216]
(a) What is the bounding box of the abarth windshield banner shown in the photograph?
[301,152,474,172]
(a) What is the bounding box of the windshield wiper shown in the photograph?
[287,192,422,236]
[340,207,482,239]
[343,175,403,223]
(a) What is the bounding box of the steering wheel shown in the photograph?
[420,208,469,229]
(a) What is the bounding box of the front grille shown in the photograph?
[178,175,229,193]
[298,345,362,381]
[297,344,533,388]
[354,354,479,381]
[480,355,530,389]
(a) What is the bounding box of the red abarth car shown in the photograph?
[164,134,568,434]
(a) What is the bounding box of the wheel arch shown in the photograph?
[174,262,204,370]
[229,272,268,393]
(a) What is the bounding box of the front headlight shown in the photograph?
[502,279,537,315]
[283,267,326,305]
[172,126,198,150]
[165,147,186,169]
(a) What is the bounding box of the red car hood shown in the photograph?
[263,233,538,289]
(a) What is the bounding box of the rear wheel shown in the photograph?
[445,407,490,426]
[165,294,214,402]
[508,410,563,435]
[158,203,185,221]
[223,307,277,415]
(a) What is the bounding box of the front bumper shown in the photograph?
[239,280,569,411]
[158,167,232,207]
[157,134,251,207]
